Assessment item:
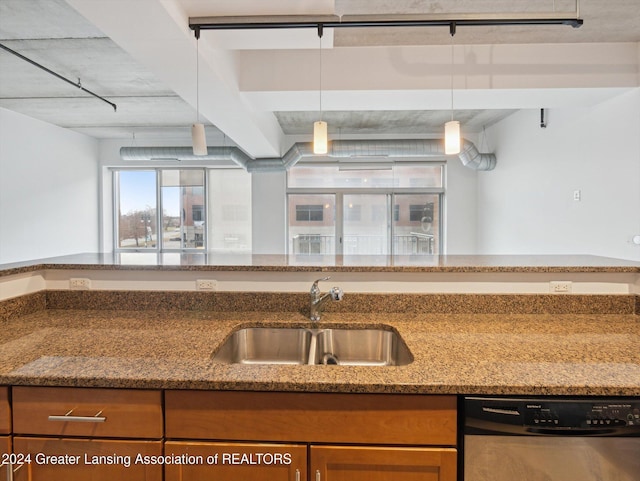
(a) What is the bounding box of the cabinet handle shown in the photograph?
[8,461,25,481]
[295,468,300,481]
[316,469,321,481]
[48,409,106,423]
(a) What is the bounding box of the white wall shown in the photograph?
[444,151,478,254]
[0,108,99,264]
[477,88,640,260]
[252,171,287,254]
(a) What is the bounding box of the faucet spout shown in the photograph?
[310,277,343,321]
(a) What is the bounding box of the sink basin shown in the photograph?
[212,327,412,366]
[314,328,413,366]
[212,327,313,365]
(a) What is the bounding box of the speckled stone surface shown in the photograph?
[2,253,640,276]
[44,290,638,315]
[1,307,639,396]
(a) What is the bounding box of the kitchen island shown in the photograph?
[1,252,639,395]
[1,302,639,396]
[1,254,639,481]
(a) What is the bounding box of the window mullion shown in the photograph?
[336,193,344,256]
[156,169,162,251]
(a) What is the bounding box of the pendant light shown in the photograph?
[192,28,208,156]
[444,23,460,155]
[313,25,328,155]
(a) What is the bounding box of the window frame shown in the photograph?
[112,168,208,253]
[286,161,445,256]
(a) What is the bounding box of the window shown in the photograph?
[409,204,434,222]
[115,168,251,253]
[288,194,335,255]
[192,205,204,222]
[161,170,205,249]
[115,170,157,249]
[287,163,444,256]
[296,205,324,222]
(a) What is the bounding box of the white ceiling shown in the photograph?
[0,0,638,158]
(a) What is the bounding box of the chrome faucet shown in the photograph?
[309,276,344,321]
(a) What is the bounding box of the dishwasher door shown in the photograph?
[465,435,640,481]
[464,397,640,481]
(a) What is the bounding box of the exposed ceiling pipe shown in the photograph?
[120,138,496,171]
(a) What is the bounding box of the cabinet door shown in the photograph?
[165,441,307,481]
[0,388,9,435]
[13,437,162,481]
[310,445,457,481]
[1,436,10,481]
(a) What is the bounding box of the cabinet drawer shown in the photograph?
[12,387,162,439]
[13,437,162,481]
[165,391,456,446]
[0,387,9,435]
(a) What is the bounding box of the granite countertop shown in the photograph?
[3,253,640,276]
[1,308,639,396]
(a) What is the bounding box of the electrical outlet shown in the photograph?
[70,278,91,290]
[196,279,217,291]
[550,281,572,293]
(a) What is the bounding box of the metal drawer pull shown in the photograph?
[295,468,300,481]
[316,469,321,481]
[48,409,106,423]
[8,461,25,481]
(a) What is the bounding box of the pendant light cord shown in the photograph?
[196,36,200,123]
[450,24,455,122]
[318,25,324,121]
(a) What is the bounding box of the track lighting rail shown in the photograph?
[0,43,117,112]
[189,11,582,33]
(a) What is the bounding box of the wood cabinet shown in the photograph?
[1,387,10,481]
[1,436,10,481]
[165,391,457,445]
[165,391,457,481]
[11,387,163,481]
[6,387,457,480]
[164,441,307,481]
[12,437,162,481]
[310,445,457,481]
[12,386,162,438]
[0,388,9,435]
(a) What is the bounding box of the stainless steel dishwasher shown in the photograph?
[464,397,640,481]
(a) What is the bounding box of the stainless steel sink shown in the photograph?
[314,328,413,366]
[212,327,313,365]
[212,327,412,366]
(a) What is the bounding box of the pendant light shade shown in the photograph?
[313,120,328,154]
[444,120,460,155]
[192,123,208,156]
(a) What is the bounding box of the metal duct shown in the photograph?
[120,138,496,171]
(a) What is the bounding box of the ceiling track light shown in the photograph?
[0,42,117,112]
[189,9,583,32]
[189,6,583,157]
[191,27,208,156]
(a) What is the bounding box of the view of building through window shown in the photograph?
[287,163,444,256]
[114,168,251,253]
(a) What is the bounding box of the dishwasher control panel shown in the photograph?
[465,397,640,435]
[522,400,640,429]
